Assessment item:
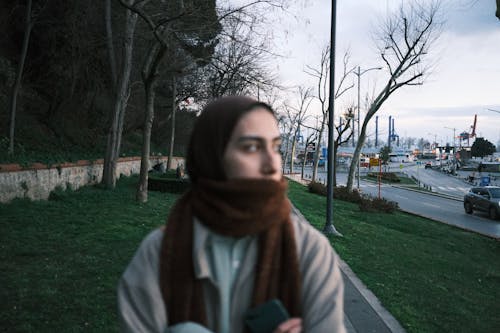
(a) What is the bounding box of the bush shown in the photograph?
[308,182,363,204]
[148,177,190,194]
[333,186,364,204]
[358,196,399,213]
[308,181,327,196]
[307,181,398,213]
[367,172,400,183]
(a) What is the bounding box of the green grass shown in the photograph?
[1,177,499,332]
[288,181,500,333]
[364,173,417,185]
[0,176,180,332]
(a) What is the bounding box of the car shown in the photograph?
[424,162,432,169]
[463,186,500,220]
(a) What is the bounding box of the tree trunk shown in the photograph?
[105,0,117,91]
[301,145,308,180]
[136,81,156,202]
[282,129,292,174]
[347,114,372,190]
[332,143,338,187]
[8,0,32,155]
[136,43,165,203]
[167,76,176,170]
[290,128,299,174]
[312,119,326,182]
[102,4,138,189]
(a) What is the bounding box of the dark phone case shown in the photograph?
[244,299,290,333]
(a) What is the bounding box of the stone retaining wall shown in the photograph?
[0,156,184,203]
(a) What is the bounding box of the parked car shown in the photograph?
[463,186,500,220]
[424,162,432,169]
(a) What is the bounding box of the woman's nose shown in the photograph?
[260,146,278,175]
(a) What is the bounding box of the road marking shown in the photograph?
[422,202,441,208]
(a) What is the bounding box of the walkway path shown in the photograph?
[287,175,406,333]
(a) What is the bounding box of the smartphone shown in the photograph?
[244,299,290,333]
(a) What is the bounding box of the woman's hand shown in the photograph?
[273,318,302,333]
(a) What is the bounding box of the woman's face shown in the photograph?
[223,107,282,181]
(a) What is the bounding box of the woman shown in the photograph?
[118,96,345,333]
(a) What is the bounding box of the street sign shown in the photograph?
[369,158,379,167]
[480,176,490,186]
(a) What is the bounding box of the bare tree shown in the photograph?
[287,87,314,174]
[332,107,354,186]
[280,105,296,173]
[300,131,316,180]
[102,0,140,189]
[136,41,167,202]
[346,1,443,190]
[105,0,117,91]
[305,47,355,182]
[8,0,33,155]
[115,0,210,201]
[200,13,281,100]
[118,0,286,201]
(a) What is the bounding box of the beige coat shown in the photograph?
[118,212,346,333]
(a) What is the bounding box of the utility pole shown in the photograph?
[324,0,342,237]
[444,126,456,151]
[428,132,438,149]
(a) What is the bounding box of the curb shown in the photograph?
[291,201,407,332]
[388,184,462,201]
[287,176,407,332]
[337,258,407,333]
[361,177,463,201]
[288,175,499,240]
[397,208,500,241]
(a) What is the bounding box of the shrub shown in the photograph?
[358,196,399,213]
[308,182,363,204]
[306,180,398,213]
[308,181,327,196]
[148,177,190,194]
[367,172,400,183]
[49,185,66,201]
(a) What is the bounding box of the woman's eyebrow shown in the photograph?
[237,136,281,142]
[237,136,262,143]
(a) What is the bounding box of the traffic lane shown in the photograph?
[404,166,469,198]
[360,184,500,239]
[300,168,500,238]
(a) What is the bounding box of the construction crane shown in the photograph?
[486,108,500,114]
[458,114,477,147]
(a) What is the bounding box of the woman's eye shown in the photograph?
[242,143,259,152]
[273,144,282,152]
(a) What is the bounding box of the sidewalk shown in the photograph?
[287,174,406,333]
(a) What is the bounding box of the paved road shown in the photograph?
[359,182,500,239]
[291,165,500,239]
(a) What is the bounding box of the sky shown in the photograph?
[264,0,500,148]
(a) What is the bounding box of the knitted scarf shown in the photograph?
[159,177,302,328]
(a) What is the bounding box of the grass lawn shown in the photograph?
[0,176,179,332]
[288,181,500,333]
[363,173,417,186]
[1,176,499,332]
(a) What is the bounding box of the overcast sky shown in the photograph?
[265,0,500,147]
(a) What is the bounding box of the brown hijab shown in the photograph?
[159,96,302,328]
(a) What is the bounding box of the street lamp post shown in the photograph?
[323,0,341,236]
[353,66,382,189]
[428,132,437,149]
[444,126,456,151]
